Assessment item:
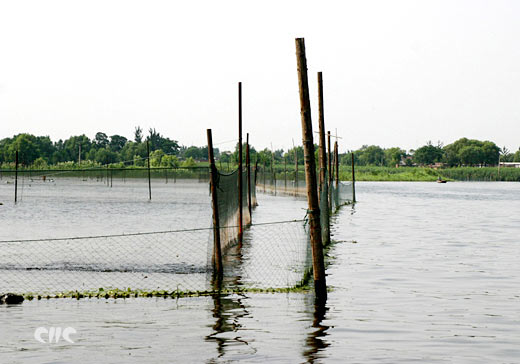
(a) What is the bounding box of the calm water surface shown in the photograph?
[1,181,519,363]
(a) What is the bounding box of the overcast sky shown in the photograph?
[1,0,519,153]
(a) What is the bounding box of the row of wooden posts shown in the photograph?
[206,38,356,301]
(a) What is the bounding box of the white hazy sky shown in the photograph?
[0,0,519,153]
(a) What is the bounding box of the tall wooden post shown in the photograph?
[294,147,298,194]
[351,152,356,203]
[334,141,339,186]
[246,133,252,221]
[254,159,258,186]
[295,37,327,300]
[317,71,330,246]
[271,144,276,194]
[207,129,223,278]
[14,151,19,203]
[327,131,332,184]
[284,155,287,191]
[237,82,243,243]
[147,140,152,200]
[318,72,327,191]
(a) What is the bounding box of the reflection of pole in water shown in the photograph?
[205,293,252,359]
[303,297,330,363]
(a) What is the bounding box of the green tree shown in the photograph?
[384,147,406,166]
[109,135,128,153]
[161,154,179,168]
[414,142,444,165]
[150,149,165,167]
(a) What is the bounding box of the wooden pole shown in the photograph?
[294,147,298,195]
[263,160,266,192]
[14,150,18,203]
[284,155,287,191]
[317,71,330,246]
[254,159,258,186]
[318,72,327,193]
[238,82,243,243]
[327,131,332,184]
[246,133,252,221]
[147,140,152,200]
[295,37,327,300]
[207,129,223,278]
[351,152,356,203]
[270,144,276,195]
[335,141,339,186]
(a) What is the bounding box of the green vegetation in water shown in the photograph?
[20,286,312,301]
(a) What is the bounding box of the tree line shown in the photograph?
[0,127,219,168]
[341,138,520,167]
[1,130,518,169]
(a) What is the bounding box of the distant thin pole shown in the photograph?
[335,141,339,186]
[207,129,222,278]
[246,133,252,221]
[284,155,287,191]
[147,140,152,200]
[327,131,332,184]
[14,150,18,203]
[238,82,243,242]
[351,152,356,203]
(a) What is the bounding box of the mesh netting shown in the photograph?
[0,221,310,296]
[214,168,254,248]
[256,168,354,207]
[0,168,210,203]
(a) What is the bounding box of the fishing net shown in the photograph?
[213,168,253,250]
[0,220,310,297]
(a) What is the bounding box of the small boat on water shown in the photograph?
[437,177,447,183]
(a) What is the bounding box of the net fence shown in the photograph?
[0,220,310,297]
[0,162,352,298]
[0,167,210,203]
[255,168,354,208]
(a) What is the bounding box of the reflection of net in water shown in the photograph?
[0,221,310,295]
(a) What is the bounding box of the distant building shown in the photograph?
[499,162,520,168]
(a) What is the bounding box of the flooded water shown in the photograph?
[1,181,520,363]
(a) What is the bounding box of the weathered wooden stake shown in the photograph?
[327,131,332,211]
[284,155,287,191]
[351,152,356,202]
[295,37,327,300]
[147,140,152,200]
[238,82,243,243]
[14,150,19,203]
[246,133,252,221]
[317,72,330,246]
[294,147,298,195]
[334,141,339,186]
[263,160,266,192]
[327,131,332,184]
[207,129,223,278]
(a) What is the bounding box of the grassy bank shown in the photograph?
[336,166,520,182]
